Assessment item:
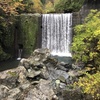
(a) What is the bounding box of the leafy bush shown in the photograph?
[22,0,44,13]
[33,0,44,13]
[74,71,100,99]
[54,0,84,12]
[71,10,100,67]
[0,0,25,15]
[44,1,55,13]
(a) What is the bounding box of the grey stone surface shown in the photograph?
[0,48,86,100]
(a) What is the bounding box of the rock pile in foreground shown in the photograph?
[0,49,83,100]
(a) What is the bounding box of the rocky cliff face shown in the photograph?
[15,13,42,58]
[73,0,100,26]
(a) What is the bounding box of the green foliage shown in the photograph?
[74,71,100,99]
[0,16,14,47]
[44,1,55,13]
[22,0,44,13]
[0,45,10,61]
[40,0,46,4]
[54,0,84,12]
[33,0,44,13]
[0,0,23,61]
[72,10,100,67]
[33,0,85,13]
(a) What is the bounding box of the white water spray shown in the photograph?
[42,14,72,57]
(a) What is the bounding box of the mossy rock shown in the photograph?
[16,13,41,57]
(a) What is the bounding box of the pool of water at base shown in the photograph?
[0,59,20,72]
[0,56,73,72]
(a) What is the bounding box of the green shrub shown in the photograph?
[54,0,84,12]
[72,10,100,67]
[44,1,55,13]
[74,71,100,99]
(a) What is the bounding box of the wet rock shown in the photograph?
[56,70,69,82]
[5,76,19,88]
[59,83,67,89]
[0,66,26,88]
[0,71,19,88]
[24,79,55,100]
[68,70,77,77]
[40,66,49,79]
[26,70,41,78]
[56,63,68,71]
[0,85,9,99]
[18,70,27,84]
[19,83,30,90]
[68,70,84,78]
[52,95,58,100]
[29,49,50,62]
[0,48,84,100]
[58,76,66,83]
[20,58,30,70]
[8,88,20,99]
[44,57,58,66]
[60,61,69,66]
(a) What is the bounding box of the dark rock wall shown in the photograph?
[15,14,41,58]
[73,0,100,27]
[0,20,15,61]
[36,15,42,49]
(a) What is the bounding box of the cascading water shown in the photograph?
[42,13,72,57]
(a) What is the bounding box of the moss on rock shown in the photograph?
[16,13,41,57]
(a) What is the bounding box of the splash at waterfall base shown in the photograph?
[0,49,87,100]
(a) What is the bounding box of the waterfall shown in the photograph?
[42,13,72,57]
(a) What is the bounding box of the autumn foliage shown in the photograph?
[0,0,24,15]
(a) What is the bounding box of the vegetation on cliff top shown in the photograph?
[54,0,84,12]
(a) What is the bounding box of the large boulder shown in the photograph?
[0,65,27,85]
[24,79,56,100]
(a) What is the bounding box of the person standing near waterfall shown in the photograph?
[17,44,23,60]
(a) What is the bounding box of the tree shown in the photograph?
[54,0,84,12]
[44,1,55,13]
[0,0,24,15]
[0,0,24,61]
[21,0,44,13]
[71,10,100,67]
[33,0,44,13]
